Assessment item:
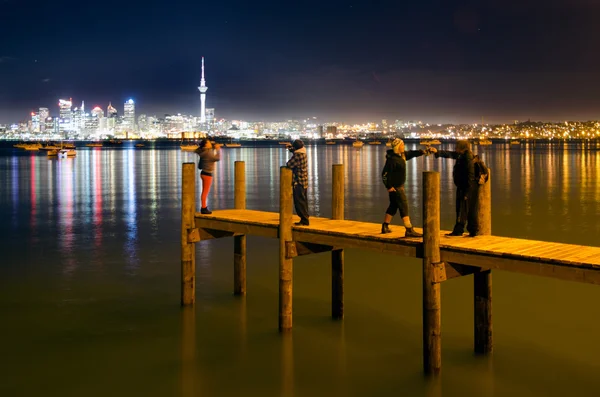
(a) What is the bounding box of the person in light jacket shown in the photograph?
[195,139,221,214]
[381,138,428,237]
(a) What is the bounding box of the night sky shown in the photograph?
[1,0,600,124]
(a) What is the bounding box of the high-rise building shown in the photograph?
[39,108,49,132]
[124,99,135,131]
[58,99,72,133]
[107,102,117,118]
[198,57,208,124]
[31,112,40,133]
[137,114,148,132]
[205,107,215,129]
[92,107,104,119]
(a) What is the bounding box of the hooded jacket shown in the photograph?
[434,149,475,189]
[381,149,426,189]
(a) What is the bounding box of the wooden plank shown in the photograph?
[441,250,600,285]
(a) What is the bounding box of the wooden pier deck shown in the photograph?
[195,208,600,284]
[180,161,600,376]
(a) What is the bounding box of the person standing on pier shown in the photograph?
[195,139,221,214]
[285,139,310,226]
[429,140,479,237]
[381,138,428,237]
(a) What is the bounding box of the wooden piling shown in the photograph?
[234,161,247,296]
[279,166,293,331]
[181,163,196,306]
[423,171,441,375]
[332,164,344,319]
[475,170,492,354]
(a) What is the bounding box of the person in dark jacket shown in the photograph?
[430,140,479,236]
[285,139,310,226]
[381,138,428,237]
[195,139,221,214]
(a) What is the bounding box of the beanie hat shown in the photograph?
[292,139,304,150]
[390,138,403,149]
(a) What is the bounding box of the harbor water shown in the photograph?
[1,141,599,397]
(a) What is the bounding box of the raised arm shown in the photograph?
[404,149,427,161]
[434,150,459,160]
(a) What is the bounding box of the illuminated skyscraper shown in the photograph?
[39,108,49,132]
[92,107,104,119]
[124,99,135,131]
[31,112,40,133]
[198,57,208,124]
[107,102,117,118]
[58,99,72,133]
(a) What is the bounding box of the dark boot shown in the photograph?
[446,223,464,236]
[405,227,422,238]
[381,223,392,234]
[200,207,212,215]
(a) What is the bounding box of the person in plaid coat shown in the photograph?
[285,139,310,226]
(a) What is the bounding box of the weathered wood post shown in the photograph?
[423,171,441,375]
[332,164,344,319]
[279,166,293,331]
[475,169,492,354]
[181,163,196,306]
[234,161,247,296]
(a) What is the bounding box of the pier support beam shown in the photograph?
[279,166,294,331]
[475,170,492,354]
[181,163,196,306]
[332,164,345,320]
[423,171,441,375]
[234,161,247,296]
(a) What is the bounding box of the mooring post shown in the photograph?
[181,163,196,306]
[234,161,247,296]
[279,166,294,331]
[331,164,345,319]
[423,171,441,375]
[475,169,492,354]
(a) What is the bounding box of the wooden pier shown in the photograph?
[180,161,600,376]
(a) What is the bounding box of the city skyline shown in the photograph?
[2,0,600,124]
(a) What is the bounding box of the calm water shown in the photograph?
[1,142,600,397]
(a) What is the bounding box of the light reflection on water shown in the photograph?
[0,142,600,397]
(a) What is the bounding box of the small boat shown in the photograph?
[420,139,441,145]
[510,140,520,145]
[368,141,382,145]
[86,143,103,147]
[278,141,290,145]
[24,144,42,151]
[47,149,59,157]
[58,149,76,158]
[181,144,199,151]
[479,140,492,145]
[352,141,364,148]
[62,143,76,149]
[135,143,145,148]
[385,141,392,147]
[325,141,336,145]
[224,143,242,148]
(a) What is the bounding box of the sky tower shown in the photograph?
[198,57,208,124]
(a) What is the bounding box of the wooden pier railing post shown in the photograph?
[332,164,344,319]
[181,163,196,306]
[475,169,492,354]
[423,171,441,375]
[279,166,294,331]
[234,161,247,296]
